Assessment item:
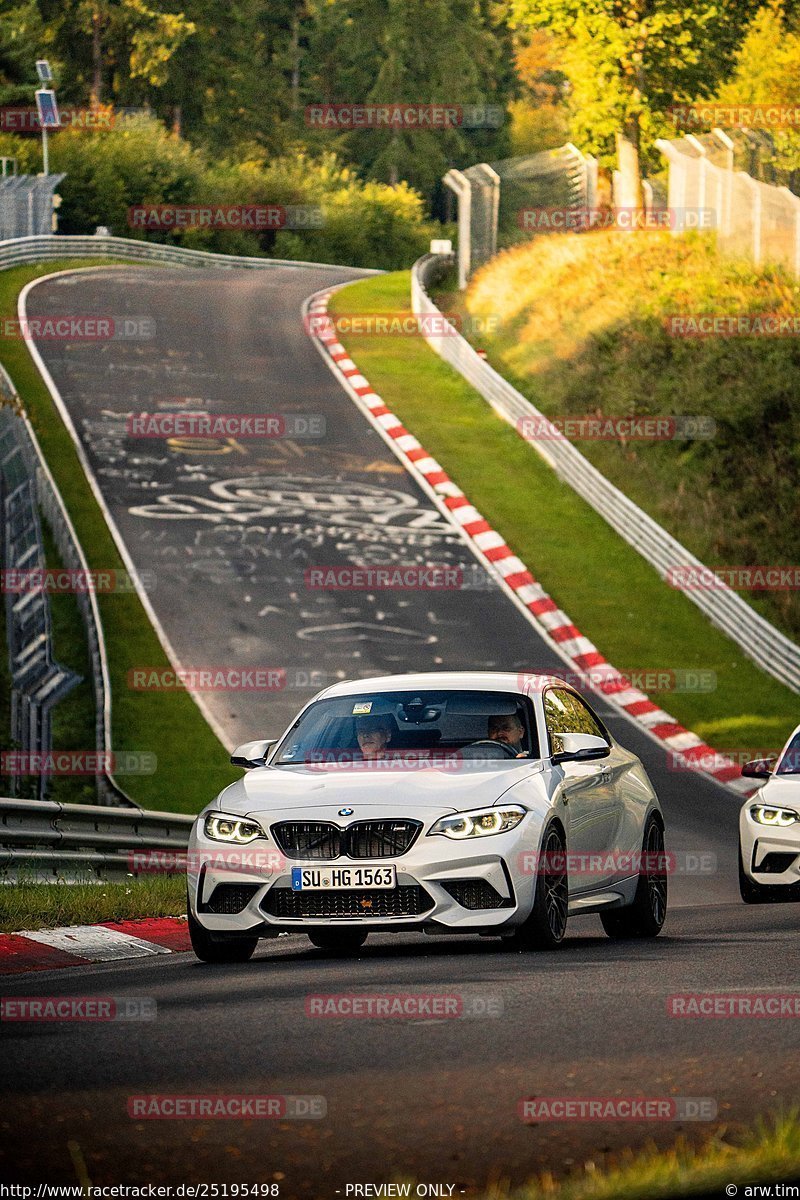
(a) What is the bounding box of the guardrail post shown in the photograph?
[778,186,800,278]
[443,169,472,290]
[740,173,762,264]
[470,163,501,261]
[712,129,735,237]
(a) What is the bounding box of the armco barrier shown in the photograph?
[0,232,382,273]
[411,253,800,694]
[0,403,80,798]
[0,796,194,881]
[0,366,137,807]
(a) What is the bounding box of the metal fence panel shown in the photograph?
[656,134,800,276]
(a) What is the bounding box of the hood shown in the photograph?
[754,775,800,807]
[213,760,543,820]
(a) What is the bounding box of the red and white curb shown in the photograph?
[305,289,754,799]
[0,918,190,974]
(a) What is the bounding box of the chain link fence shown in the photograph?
[0,173,65,239]
[655,131,800,277]
[445,144,598,287]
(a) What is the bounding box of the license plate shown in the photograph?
[291,865,397,891]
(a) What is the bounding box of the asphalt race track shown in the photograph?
[3,264,798,1194]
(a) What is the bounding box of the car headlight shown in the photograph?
[204,812,264,843]
[428,805,526,840]
[750,805,799,828]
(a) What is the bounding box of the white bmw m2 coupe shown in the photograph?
[739,723,800,903]
[187,672,667,961]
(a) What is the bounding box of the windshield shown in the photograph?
[776,732,800,776]
[273,690,537,766]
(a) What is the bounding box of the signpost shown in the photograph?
[34,61,59,175]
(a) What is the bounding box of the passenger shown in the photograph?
[355,715,393,760]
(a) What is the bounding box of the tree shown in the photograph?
[34,0,194,107]
[302,0,514,204]
[716,2,800,172]
[0,1,51,105]
[505,0,772,193]
[507,28,568,154]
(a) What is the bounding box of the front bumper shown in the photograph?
[740,805,800,886]
[187,820,537,936]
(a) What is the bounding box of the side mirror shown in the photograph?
[741,757,775,780]
[552,733,610,765]
[231,739,276,769]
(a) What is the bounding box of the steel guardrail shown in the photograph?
[0,796,194,880]
[0,366,137,807]
[0,233,383,273]
[411,253,800,694]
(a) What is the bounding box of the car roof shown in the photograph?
[316,671,567,699]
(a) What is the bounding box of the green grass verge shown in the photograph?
[474,1113,800,1200]
[0,261,238,812]
[0,875,185,932]
[329,272,797,753]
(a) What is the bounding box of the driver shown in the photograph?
[355,714,393,760]
[488,713,526,752]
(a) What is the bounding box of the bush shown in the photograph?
[0,117,440,269]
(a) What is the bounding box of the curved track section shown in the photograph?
[4,262,796,1193]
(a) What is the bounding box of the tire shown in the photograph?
[601,816,667,940]
[307,930,368,956]
[513,823,569,950]
[188,905,259,964]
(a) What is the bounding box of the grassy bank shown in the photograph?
[329,272,797,753]
[462,231,800,641]
[475,1113,800,1200]
[0,875,185,932]
[0,261,237,812]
